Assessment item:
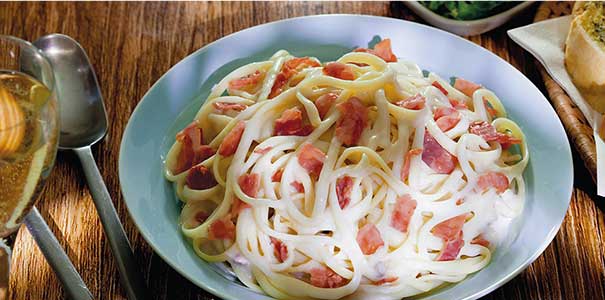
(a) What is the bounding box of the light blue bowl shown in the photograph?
[119,15,573,300]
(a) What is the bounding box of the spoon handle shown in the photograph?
[24,207,94,300]
[74,146,148,300]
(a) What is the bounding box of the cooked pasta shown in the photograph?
[164,39,528,300]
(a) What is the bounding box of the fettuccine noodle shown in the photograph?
[164,39,528,300]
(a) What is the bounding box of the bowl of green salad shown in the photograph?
[404,1,535,36]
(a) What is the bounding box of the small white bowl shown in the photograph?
[404,1,535,36]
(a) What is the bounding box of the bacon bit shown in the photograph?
[309,267,347,288]
[401,148,423,181]
[186,165,218,190]
[274,107,314,136]
[323,62,355,80]
[218,121,245,156]
[483,98,498,118]
[336,176,354,209]
[477,172,509,194]
[455,198,464,205]
[431,213,470,241]
[272,169,284,182]
[254,146,272,154]
[291,181,305,193]
[228,70,264,94]
[297,143,325,177]
[315,92,338,119]
[395,94,426,110]
[432,213,471,261]
[175,121,215,174]
[270,237,288,263]
[432,81,448,96]
[471,235,490,247]
[422,131,457,174]
[433,107,461,132]
[437,231,464,261]
[213,102,247,114]
[238,173,260,197]
[208,217,236,240]
[336,97,368,146]
[391,194,417,233]
[269,57,320,98]
[371,277,398,285]
[468,121,521,145]
[354,39,397,62]
[356,223,384,255]
[449,98,468,109]
[454,78,481,97]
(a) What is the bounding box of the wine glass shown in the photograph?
[0,35,59,299]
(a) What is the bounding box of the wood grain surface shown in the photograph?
[1,2,603,300]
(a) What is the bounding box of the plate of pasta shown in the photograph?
[119,15,572,300]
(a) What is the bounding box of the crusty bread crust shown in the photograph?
[565,3,605,113]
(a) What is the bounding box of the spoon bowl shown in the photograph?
[33,34,107,149]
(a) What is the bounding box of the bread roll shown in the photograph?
[565,2,605,113]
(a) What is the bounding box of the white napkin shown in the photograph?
[508,16,605,196]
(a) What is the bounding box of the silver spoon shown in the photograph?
[32,34,148,300]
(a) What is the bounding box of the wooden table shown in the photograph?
[2,2,604,300]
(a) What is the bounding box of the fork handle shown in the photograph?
[74,146,148,300]
[24,207,94,300]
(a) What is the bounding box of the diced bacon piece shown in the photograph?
[176,121,213,174]
[230,198,251,216]
[433,107,462,132]
[228,70,264,93]
[291,181,305,193]
[454,78,481,97]
[354,39,398,62]
[395,94,426,110]
[456,198,464,205]
[270,237,288,263]
[213,102,247,113]
[468,121,522,145]
[356,223,384,255]
[336,176,353,209]
[238,173,259,197]
[477,172,509,194]
[274,107,314,136]
[323,62,355,80]
[471,235,490,247]
[269,57,320,98]
[208,217,236,240]
[315,92,338,118]
[297,143,325,177]
[272,168,284,182]
[254,146,272,154]
[449,98,468,109]
[218,121,245,156]
[431,213,470,241]
[436,231,464,261]
[432,81,448,96]
[309,267,347,288]
[401,148,423,181]
[186,165,218,190]
[336,97,368,146]
[433,107,458,121]
[371,277,398,285]
[391,194,417,233]
[269,72,289,99]
[422,131,457,174]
